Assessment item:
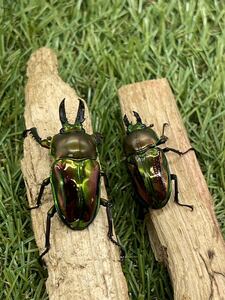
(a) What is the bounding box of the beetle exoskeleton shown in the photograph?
[123,112,194,210]
[24,99,123,259]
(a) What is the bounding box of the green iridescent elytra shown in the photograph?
[123,112,193,210]
[51,157,100,230]
[127,146,171,209]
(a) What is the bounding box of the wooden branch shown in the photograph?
[118,79,225,300]
[21,48,128,300]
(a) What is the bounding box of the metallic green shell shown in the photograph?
[128,147,172,209]
[124,126,159,156]
[50,158,100,229]
[50,131,97,160]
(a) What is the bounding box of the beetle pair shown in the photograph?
[24,99,193,260]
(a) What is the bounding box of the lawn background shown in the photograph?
[0,0,225,299]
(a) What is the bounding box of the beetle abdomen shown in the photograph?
[51,158,100,229]
[129,148,171,209]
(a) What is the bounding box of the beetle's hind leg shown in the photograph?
[100,172,125,260]
[100,198,125,261]
[163,147,194,155]
[39,205,56,262]
[28,177,50,210]
[171,174,193,211]
[23,127,51,149]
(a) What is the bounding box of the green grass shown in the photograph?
[1,0,225,299]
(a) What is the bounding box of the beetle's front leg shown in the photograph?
[23,127,51,149]
[39,205,56,262]
[100,198,125,261]
[28,177,50,210]
[161,122,169,137]
[92,132,104,145]
[163,147,194,155]
[171,174,193,211]
[156,123,169,145]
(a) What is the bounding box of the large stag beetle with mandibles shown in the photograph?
[24,99,123,259]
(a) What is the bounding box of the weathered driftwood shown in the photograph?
[21,48,128,300]
[118,79,225,300]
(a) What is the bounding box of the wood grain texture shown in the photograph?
[21,48,128,300]
[118,79,225,300]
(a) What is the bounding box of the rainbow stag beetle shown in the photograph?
[123,112,194,210]
[24,99,122,259]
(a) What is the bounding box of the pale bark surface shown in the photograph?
[118,79,225,300]
[21,47,128,300]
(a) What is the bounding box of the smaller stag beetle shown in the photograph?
[123,112,194,210]
[24,99,123,260]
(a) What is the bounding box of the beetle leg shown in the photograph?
[163,147,194,155]
[23,127,51,149]
[100,172,126,259]
[155,123,169,145]
[100,198,125,261]
[156,123,169,145]
[28,177,50,210]
[161,122,169,136]
[171,174,193,211]
[92,132,104,145]
[157,136,168,145]
[39,205,56,261]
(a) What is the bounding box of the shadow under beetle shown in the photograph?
[123,112,194,210]
[24,99,123,260]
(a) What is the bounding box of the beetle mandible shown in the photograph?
[24,99,122,259]
[123,112,194,210]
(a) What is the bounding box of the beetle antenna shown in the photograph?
[133,111,142,124]
[59,98,68,126]
[123,114,130,128]
[75,99,85,124]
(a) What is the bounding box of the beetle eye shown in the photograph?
[47,136,52,140]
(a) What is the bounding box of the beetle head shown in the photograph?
[123,112,153,134]
[59,98,85,133]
